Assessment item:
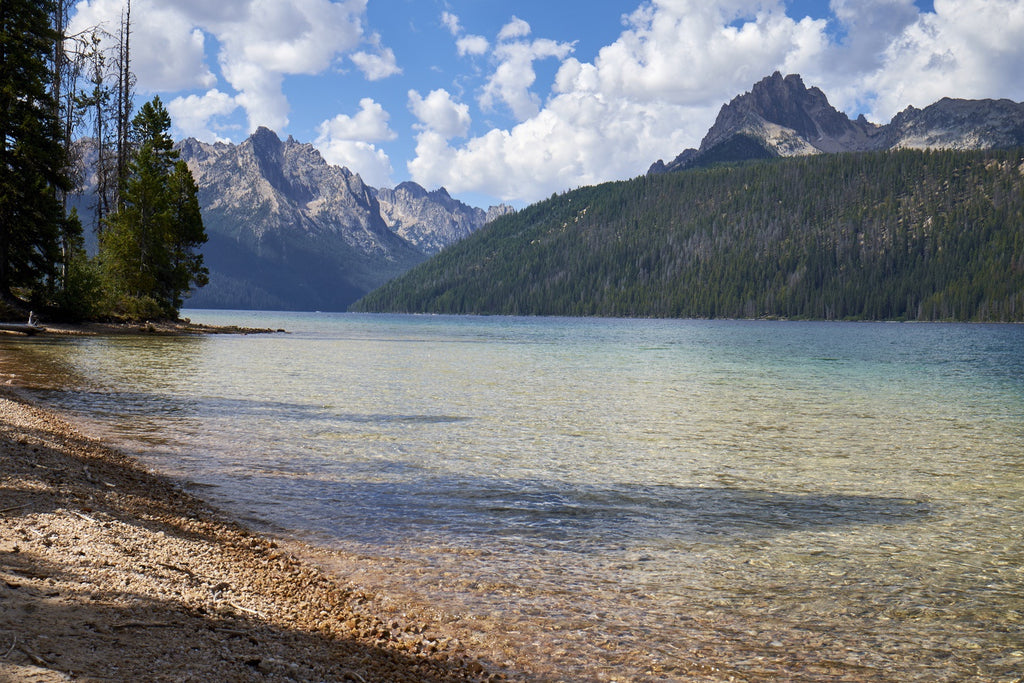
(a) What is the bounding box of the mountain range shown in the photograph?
[176,128,511,311]
[75,72,1022,314]
[188,73,1023,313]
[353,73,1024,321]
[355,146,1024,321]
[648,72,1024,174]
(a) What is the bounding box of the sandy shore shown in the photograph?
[0,388,513,682]
[27,319,284,337]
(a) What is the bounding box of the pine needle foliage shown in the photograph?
[354,149,1024,321]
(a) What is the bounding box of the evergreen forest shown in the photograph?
[353,149,1024,321]
[0,0,207,322]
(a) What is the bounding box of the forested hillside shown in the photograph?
[353,149,1024,321]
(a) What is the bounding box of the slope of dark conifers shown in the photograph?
[352,149,1024,321]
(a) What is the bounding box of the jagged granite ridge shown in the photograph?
[375,182,482,255]
[177,128,513,310]
[650,72,1024,174]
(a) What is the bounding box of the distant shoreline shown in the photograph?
[30,318,285,336]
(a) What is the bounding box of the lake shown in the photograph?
[4,312,1022,681]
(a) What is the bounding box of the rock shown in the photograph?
[172,129,513,311]
[0,391,503,682]
[650,72,1024,174]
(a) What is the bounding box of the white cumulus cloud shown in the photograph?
[408,89,471,138]
[351,46,402,81]
[70,0,383,135]
[315,98,396,186]
[441,11,461,35]
[479,19,575,121]
[497,16,532,42]
[317,98,397,142]
[167,89,239,141]
[587,0,826,106]
[456,35,490,56]
[212,0,366,131]
[408,93,700,202]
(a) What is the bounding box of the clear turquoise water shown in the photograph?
[4,312,1023,681]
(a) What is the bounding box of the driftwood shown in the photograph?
[0,313,44,335]
[111,621,177,630]
[0,323,44,335]
[67,509,101,524]
[18,643,52,667]
[228,601,270,620]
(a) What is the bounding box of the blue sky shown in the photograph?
[70,0,1018,209]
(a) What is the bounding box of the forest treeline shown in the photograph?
[0,0,206,322]
[353,148,1024,321]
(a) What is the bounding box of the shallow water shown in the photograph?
[4,313,1023,680]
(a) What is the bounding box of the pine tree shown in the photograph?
[164,160,208,312]
[0,0,68,307]
[48,0,96,317]
[52,207,101,320]
[100,97,207,319]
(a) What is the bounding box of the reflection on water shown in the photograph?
[2,313,1023,681]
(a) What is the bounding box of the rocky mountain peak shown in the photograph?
[699,71,881,158]
[177,136,215,162]
[392,180,430,199]
[887,97,1024,150]
[243,127,291,199]
[650,73,1024,174]
[176,128,500,310]
[707,72,822,141]
[247,126,284,166]
[484,203,516,224]
[374,181,485,254]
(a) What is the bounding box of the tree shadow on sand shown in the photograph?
[0,550,500,682]
[0,394,512,682]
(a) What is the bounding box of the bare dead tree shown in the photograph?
[51,0,87,200]
[76,28,115,233]
[114,0,133,207]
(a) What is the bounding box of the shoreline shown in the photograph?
[0,386,512,682]
[23,318,285,337]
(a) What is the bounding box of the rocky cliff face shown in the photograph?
[485,203,517,224]
[182,128,393,251]
[650,72,1024,173]
[177,128,511,310]
[374,182,483,255]
[886,98,1024,150]
[700,72,884,155]
[373,182,515,255]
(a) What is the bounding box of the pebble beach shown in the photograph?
[0,385,511,682]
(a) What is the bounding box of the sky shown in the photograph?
[68,0,1024,209]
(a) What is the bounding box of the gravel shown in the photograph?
[0,389,517,682]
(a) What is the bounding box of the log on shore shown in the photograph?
[0,323,44,335]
